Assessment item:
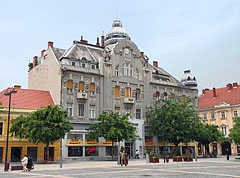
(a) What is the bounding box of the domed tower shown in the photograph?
[105,19,131,46]
[181,69,197,89]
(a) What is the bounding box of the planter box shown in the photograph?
[184,157,193,162]
[149,157,159,163]
[173,157,182,162]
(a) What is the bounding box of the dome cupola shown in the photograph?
[105,19,131,46]
[181,69,197,88]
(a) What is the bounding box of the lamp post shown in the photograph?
[4,89,17,171]
[162,92,168,163]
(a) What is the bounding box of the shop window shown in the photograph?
[125,87,131,98]
[68,146,83,157]
[90,83,95,95]
[136,109,141,119]
[67,80,73,93]
[114,86,120,98]
[85,146,99,156]
[106,146,118,156]
[0,123,3,135]
[78,104,84,117]
[136,89,140,100]
[78,81,84,92]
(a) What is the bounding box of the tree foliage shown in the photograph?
[147,97,201,146]
[88,112,137,159]
[10,105,73,160]
[229,117,240,144]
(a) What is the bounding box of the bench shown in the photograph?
[11,165,23,171]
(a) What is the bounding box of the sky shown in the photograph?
[0,0,239,94]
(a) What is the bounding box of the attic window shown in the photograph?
[81,57,87,61]
[72,61,76,66]
[187,76,191,81]
[193,77,196,81]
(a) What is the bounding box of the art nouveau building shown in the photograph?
[198,83,240,156]
[28,19,198,159]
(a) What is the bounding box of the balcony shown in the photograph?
[77,92,88,99]
[124,97,135,104]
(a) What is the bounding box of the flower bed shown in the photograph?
[173,157,182,162]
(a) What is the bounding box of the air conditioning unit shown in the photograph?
[77,92,88,99]
[124,97,135,104]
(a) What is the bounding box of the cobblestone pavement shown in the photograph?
[0,156,239,178]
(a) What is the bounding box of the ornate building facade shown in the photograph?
[28,19,198,159]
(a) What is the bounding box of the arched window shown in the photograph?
[115,65,119,77]
[114,86,120,98]
[67,80,73,93]
[78,81,84,92]
[90,83,95,95]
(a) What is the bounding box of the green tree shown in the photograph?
[147,97,201,154]
[229,117,240,144]
[10,105,73,161]
[88,112,137,160]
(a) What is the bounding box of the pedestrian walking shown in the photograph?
[121,151,127,166]
[226,148,230,160]
[135,149,139,159]
[21,155,28,172]
[27,155,34,171]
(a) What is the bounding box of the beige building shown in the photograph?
[198,83,240,156]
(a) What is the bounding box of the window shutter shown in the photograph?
[90,83,95,92]
[136,89,140,93]
[115,86,120,97]
[125,88,131,97]
[79,82,84,91]
[67,80,73,89]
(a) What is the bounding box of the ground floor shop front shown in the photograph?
[0,141,60,163]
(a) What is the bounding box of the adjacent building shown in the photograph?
[28,19,198,159]
[198,83,240,156]
[0,86,60,162]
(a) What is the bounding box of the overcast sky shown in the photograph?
[0,0,239,93]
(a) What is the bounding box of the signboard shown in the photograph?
[66,141,83,145]
[101,142,113,145]
[85,141,99,145]
[145,142,155,146]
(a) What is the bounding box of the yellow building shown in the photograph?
[0,86,60,162]
[198,83,240,156]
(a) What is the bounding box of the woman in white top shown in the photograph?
[21,155,28,172]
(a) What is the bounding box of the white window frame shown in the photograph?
[67,104,73,117]
[233,110,238,117]
[115,66,119,77]
[90,107,95,119]
[221,126,227,136]
[221,111,226,118]
[78,104,84,117]
[211,112,215,120]
[136,109,141,119]
[71,61,76,66]
[203,113,207,120]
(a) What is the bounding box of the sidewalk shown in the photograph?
[0,156,239,172]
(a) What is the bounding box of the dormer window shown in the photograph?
[82,63,86,68]
[115,65,119,77]
[71,61,76,66]
[91,64,95,69]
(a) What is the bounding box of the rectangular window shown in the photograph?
[125,87,131,98]
[78,81,84,92]
[67,80,73,93]
[221,126,227,136]
[211,112,215,120]
[91,65,95,69]
[68,146,83,157]
[203,113,207,120]
[136,89,140,100]
[114,86,120,98]
[234,110,238,117]
[72,61,76,66]
[136,109,141,119]
[221,112,226,118]
[82,63,86,68]
[115,107,120,114]
[90,83,95,95]
[90,107,95,118]
[85,146,99,156]
[0,123,3,135]
[67,103,73,116]
[78,104,84,117]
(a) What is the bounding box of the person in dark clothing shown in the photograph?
[27,155,33,171]
[226,148,230,160]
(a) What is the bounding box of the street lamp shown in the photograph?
[4,89,17,171]
[162,92,168,163]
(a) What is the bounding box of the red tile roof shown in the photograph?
[0,88,55,109]
[198,83,240,109]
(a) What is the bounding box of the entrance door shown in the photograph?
[125,142,133,159]
[27,147,38,162]
[44,147,54,161]
[0,147,3,163]
[222,142,231,155]
[11,147,22,162]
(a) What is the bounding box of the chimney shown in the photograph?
[140,52,144,59]
[41,50,46,58]
[33,56,38,68]
[153,61,158,68]
[48,41,53,49]
[227,83,232,90]
[202,89,205,95]
[80,36,88,43]
[101,35,105,47]
[96,37,100,46]
[213,87,216,98]
[233,82,238,88]
[14,85,21,89]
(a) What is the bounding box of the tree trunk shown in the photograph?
[45,144,49,162]
[112,142,114,160]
